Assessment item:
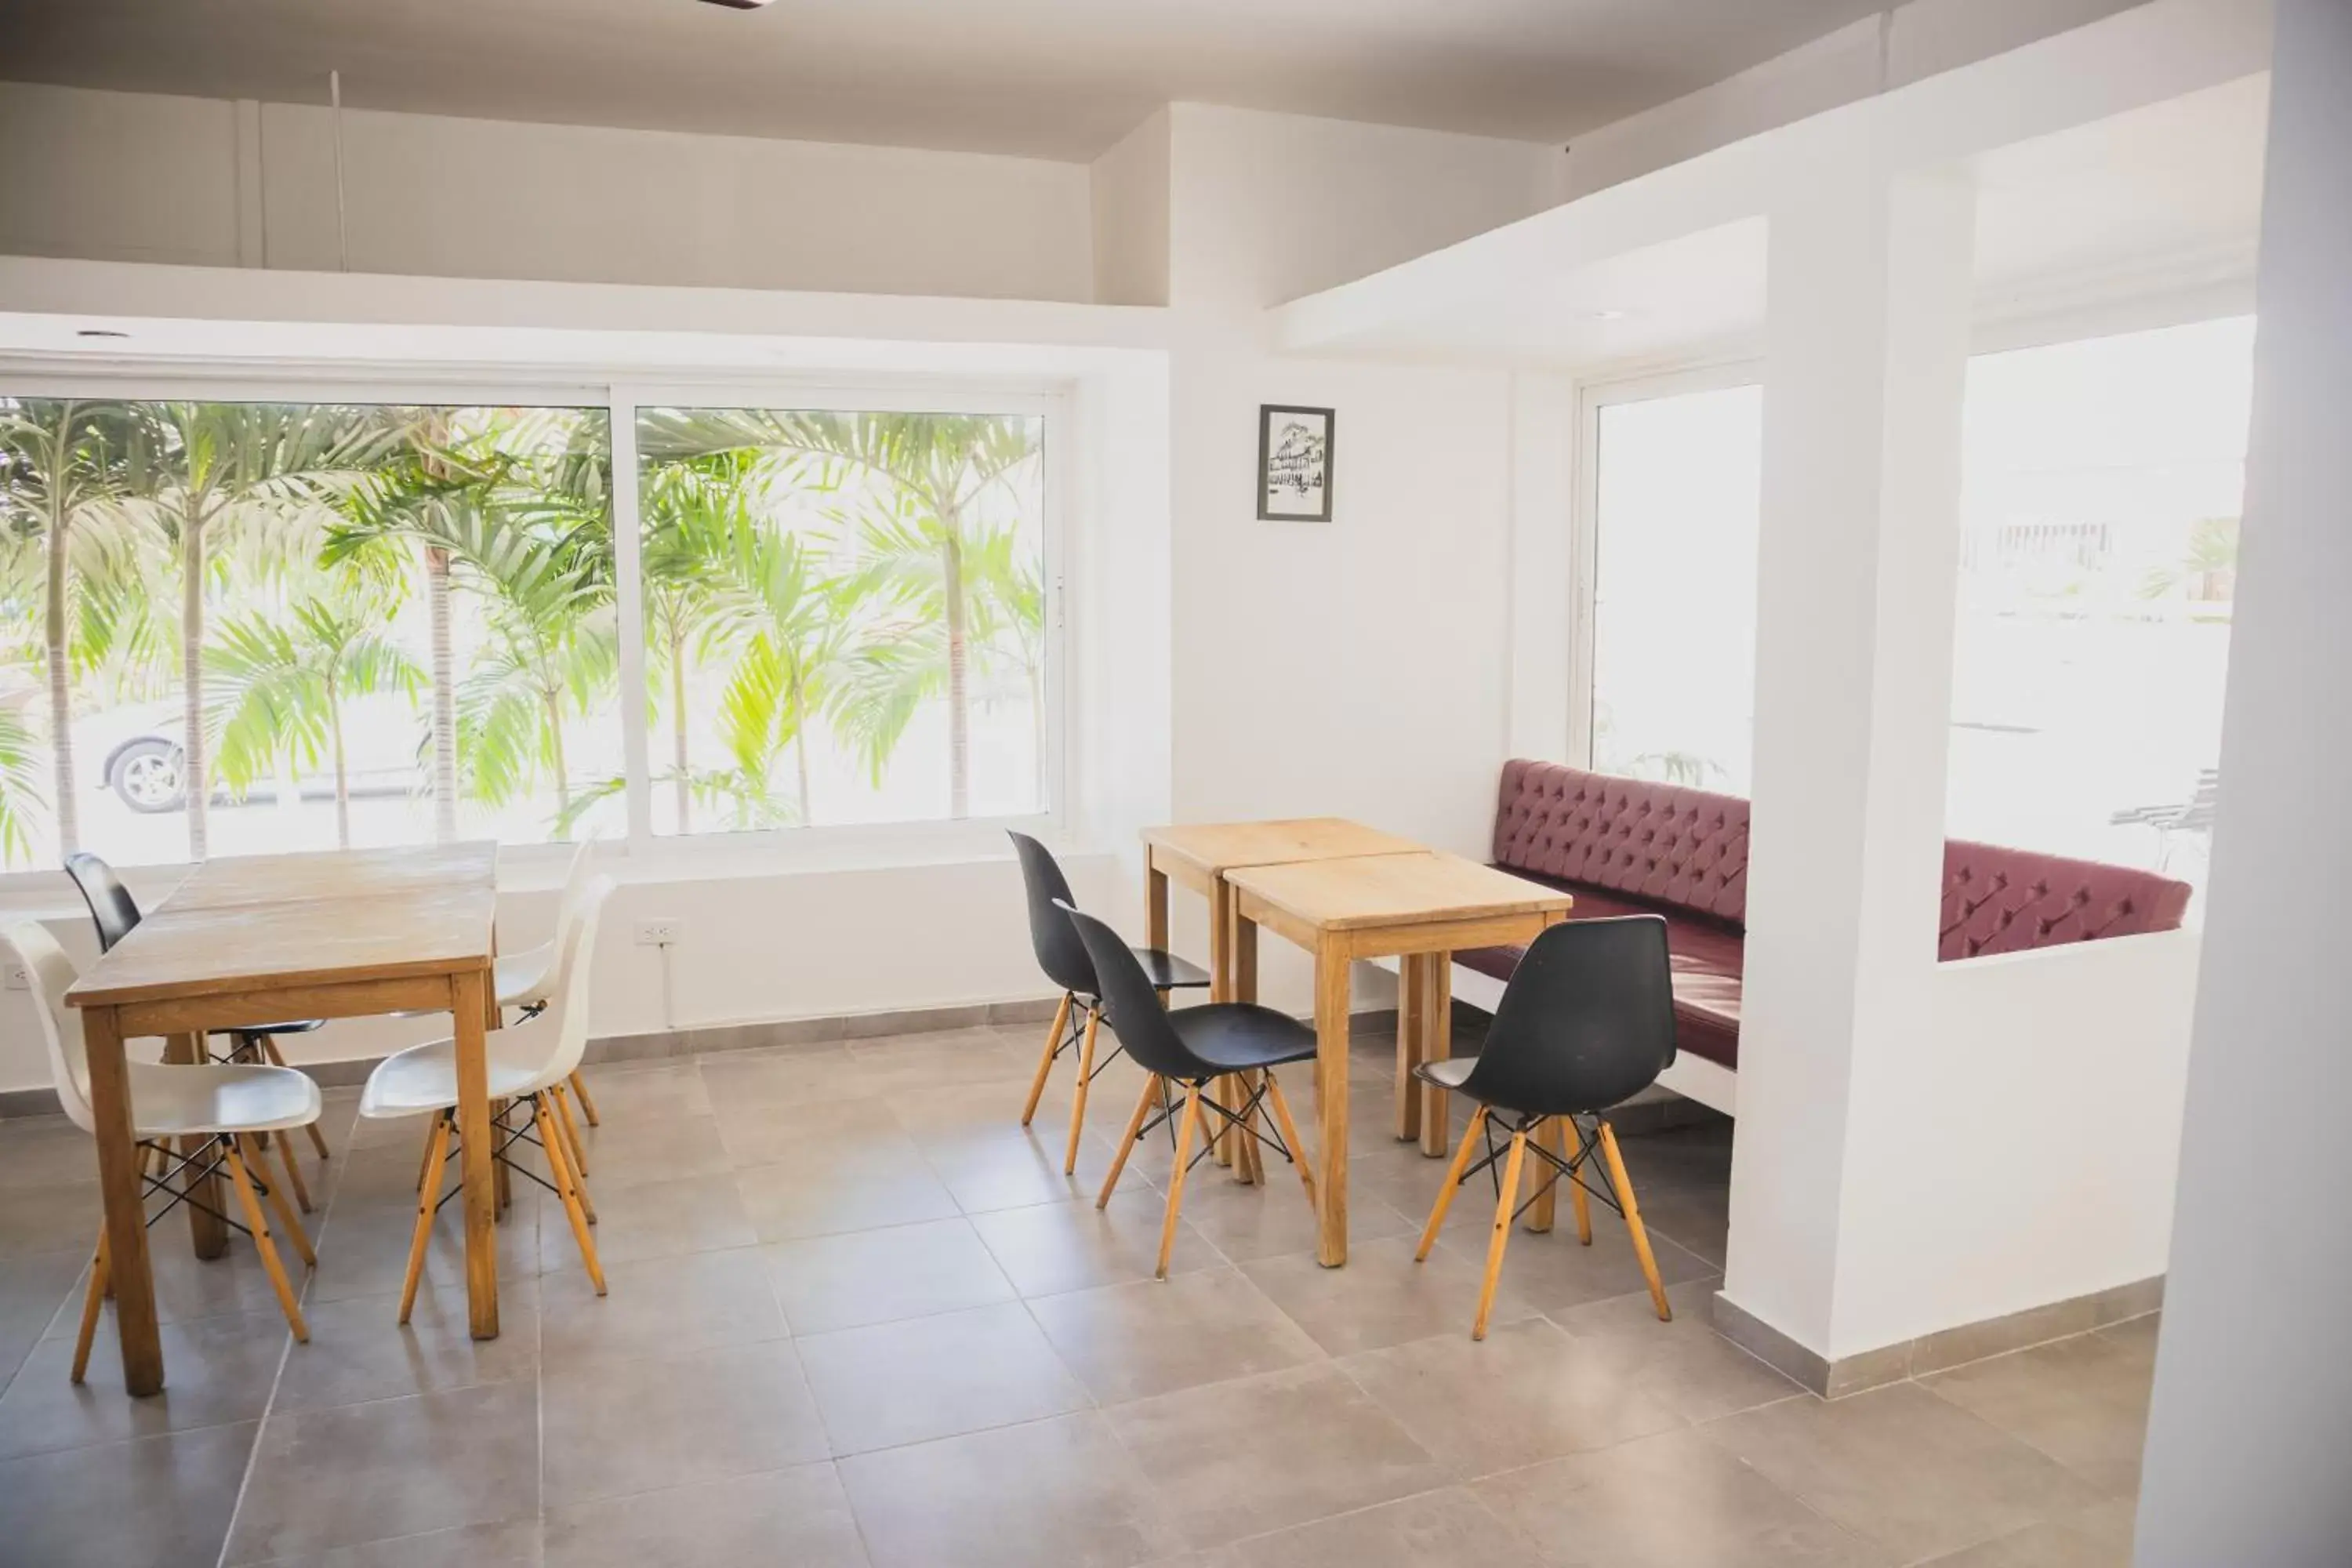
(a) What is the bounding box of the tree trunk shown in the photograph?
[543,689,571,838]
[426,545,457,841]
[788,660,811,826]
[669,622,691,833]
[942,521,969,820]
[181,513,209,861]
[45,488,78,857]
[328,673,350,850]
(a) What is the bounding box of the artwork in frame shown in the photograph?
[1258,405,1335,521]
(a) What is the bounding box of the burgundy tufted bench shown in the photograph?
[1460,760,2194,1073]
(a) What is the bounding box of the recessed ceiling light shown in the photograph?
[75,328,130,339]
[1586,309,1632,323]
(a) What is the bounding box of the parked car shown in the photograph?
[77,696,427,813]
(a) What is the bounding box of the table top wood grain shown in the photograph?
[1224,851,1571,932]
[65,843,499,1008]
[1141,818,1427,876]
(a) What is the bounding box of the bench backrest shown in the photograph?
[1493,760,2194,957]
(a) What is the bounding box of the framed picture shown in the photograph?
[1257,405,1334,521]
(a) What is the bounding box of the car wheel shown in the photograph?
[110,739,186,813]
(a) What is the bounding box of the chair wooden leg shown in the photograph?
[223,1141,309,1342]
[272,1130,314,1214]
[536,1095,605,1295]
[550,1082,590,1178]
[1474,1129,1528,1340]
[245,1134,315,1267]
[1097,1073,1160,1208]
[1063,1004,1102,1176]
[568,1069,601,1127]
[70,1229,109,1385]
[1156,1083,1203,1280]
[1022,993,1072,1127]
[1261,1070,1318,1218]
[1415,1105,1487,1261]
[260,1036,334,1161]
[398,1113,452,1325]
[1566,1116,1593,1245]
[1597,1121,1671,1321]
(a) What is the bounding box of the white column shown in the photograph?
[1722,154,1975,1364]
[2135,2,2352,1559]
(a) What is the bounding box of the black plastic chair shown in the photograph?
[1062,900,1318,1279]
[63,851,334,1181]
[1008,833,1209,1176]
[1412,915,1679,1338]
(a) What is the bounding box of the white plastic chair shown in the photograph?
[360,875,615,1321]
[6,921,324,1381]
[498,839,604,1141]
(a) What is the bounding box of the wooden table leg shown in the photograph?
[1395,954,1425,1142]
[1418,955,1454,1158]
[1232,908,1258,1004]
[1314,935,1351,1268]
[1146,860,1171,957]
[162,1032,228,1260]
[83,1006,164,1396]
[452,966,499,1340]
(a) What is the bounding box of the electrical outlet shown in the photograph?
[3,961,27,991]
[634,918,681,946]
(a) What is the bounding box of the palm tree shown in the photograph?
[0,399,149,856]
[136,403,401,858]
[639,409,1044,818]
[640,453,750,833]
[206,570,426,849]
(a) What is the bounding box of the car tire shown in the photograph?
[109,739,187,814]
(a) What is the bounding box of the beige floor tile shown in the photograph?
[971,1189,1227,1298]
[1550,1276,1800,1423]
[698,1049,886,1112]
[0,1117,101,1192]
[732,1138,962,1241]
[764,1215,1015,1334]
[1171,1172,1414,1266]
[0,1420,257,1568]
[0,1307,286,1461]
[1701,1381,2109,1563]
[224,1381,540,1565]
[270,1276,540,1415]
[845,1030,1036,1098]
[310,1189,546,1305]
[540,1340,829,1509]
[1195,1485,1533,1568]
[917,1116,1145,1216]
[0,1178,102,1260]
[0,1245,98,1388]
[1428,1200,1717,1316]
[840,1410,1181,1568]
[712,1096,899,1169]
[543,1462,867,1568]
[1105,1361,1445,1550]
[535,1172,756,1271]
[1341,1315,1690,1479]
[1026,1265,1325,1406]
[247,1518,546,1566]
[562,1062,711,1121]
[1238,1234,1541,1356]
[797,1299,1090,1454]
[1922,1332,2154,1496]
[564,1111,732,1191]
[1474,1424,1891,1568]
[536,1246,783,1368]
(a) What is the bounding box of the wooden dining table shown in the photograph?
[1222,851,1573,1267]
[1140,818,1425,1174]
[65,842,504,1396]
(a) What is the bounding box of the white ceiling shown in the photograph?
[0,0,1895,162]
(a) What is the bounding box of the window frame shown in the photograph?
[1569,359,1762,772]
[0,365,1076,883]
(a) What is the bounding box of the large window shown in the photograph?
[1947,318,2250,890]
[0,387,1058,875]
[635,406,1048,834]
[1584,381,1763,793]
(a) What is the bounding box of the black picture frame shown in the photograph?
[1257,404,1335,521]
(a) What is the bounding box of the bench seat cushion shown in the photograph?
[1457,878,1744,1070]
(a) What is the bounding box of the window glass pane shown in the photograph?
[1588,384,1763,793]
[1948,318,2251,891]
[0,400,619,869]
[634,408,1047,833]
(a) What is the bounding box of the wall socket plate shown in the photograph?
[2,960,27,991]
[633,918,681,946]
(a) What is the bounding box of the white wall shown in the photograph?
[1091,111,1171,308]
[1556,0,2149,203]
[0,80,1096,303]
[2136,0,2352,1556]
